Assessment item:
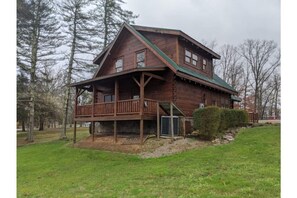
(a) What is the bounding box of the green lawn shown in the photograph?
[17,125,280,197]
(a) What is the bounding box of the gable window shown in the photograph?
[185,49,198,66]
[115,58,123,72]
[202,59,207,70]
[136,50,145,68]
[104,95,115,102]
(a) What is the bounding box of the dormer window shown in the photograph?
[136,50,145,68]
[115,58,123,72]
[185,49,191,63]
[185,49,198,66]
[202,59,207,70]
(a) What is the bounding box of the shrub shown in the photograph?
[193,107,249,140]
[193,106,221,140]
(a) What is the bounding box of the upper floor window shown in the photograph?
[185,49,198,66]
[202,59,207,70]
[136,50,145,68]
[115,58,123,72]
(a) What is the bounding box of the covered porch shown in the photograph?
[71,67,170,144]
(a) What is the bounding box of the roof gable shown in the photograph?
[93,23,180,78]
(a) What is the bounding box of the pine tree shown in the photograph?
[92,0,138,48]
[17,0,62,142]
[59,0,99,139]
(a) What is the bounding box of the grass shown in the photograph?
[17,127,89,146]
[17,125,280,197]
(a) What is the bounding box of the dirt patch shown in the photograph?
[140,138,210,158]
[74,134,210,158]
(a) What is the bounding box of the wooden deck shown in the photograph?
[75,98,158,121]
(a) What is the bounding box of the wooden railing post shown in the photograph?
[140,73,144,144]
[114,79,118,116]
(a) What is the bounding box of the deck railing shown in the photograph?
[76,98,157,117]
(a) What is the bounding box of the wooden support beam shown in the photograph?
[157,102,160,139]
[170,102,174,138]
[92,85,96,118]
[144,76,153,87]
[140,119,144,144]
[92,121,95,142]
[143,72,165,81]
[74,87,78,118]
[132,76,140,87]
[114,120,117,143]
[140,73,144,116]
[73,121,77,143]
[114,80,119,116]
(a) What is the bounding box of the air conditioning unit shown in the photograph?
[161,116,179,136]
[199,103,205,108]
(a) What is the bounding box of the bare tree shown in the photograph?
[239,40,280,116]
[216,44,244,90]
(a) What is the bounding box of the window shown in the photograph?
[104,95,115,102]
[185,49,191,63]
[202,59,207,70]
[115,58,123,72]
[185,49,198,66]
[136,50,145,67]
[192,54,198,66]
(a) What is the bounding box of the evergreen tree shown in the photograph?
[17,0,62,142]
[59,0,98,139]
[92,0,138,48]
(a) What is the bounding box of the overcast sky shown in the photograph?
[123,0,280,47]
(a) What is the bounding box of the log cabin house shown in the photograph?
[70,22,240,144]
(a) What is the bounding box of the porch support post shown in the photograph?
[140,119,144,144]
[157,102,160,139]
[114,79,118,116]
[140,73,144,144]
[170,102,174,138]
[73,121,77,143]
[73,87,78,144]
[92,85,96,142]
[92,121,95,142]
[74,87,78,118]
[114,80,118,143]
[114,120,117,143]
[140,73,144,116]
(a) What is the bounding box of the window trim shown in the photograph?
[104,94,115,102]
[202,59,207,70]
[135,49,146,68]
[115,57,124,72]
[184,48,198,67]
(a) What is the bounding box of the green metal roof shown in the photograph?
[231,95,242,102]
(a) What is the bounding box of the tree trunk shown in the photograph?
[22,120,26,132]
[103,0,108,48]
[61,7,78,139]
[39,116,44,131]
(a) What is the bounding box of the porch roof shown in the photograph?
[68,66,166,88]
